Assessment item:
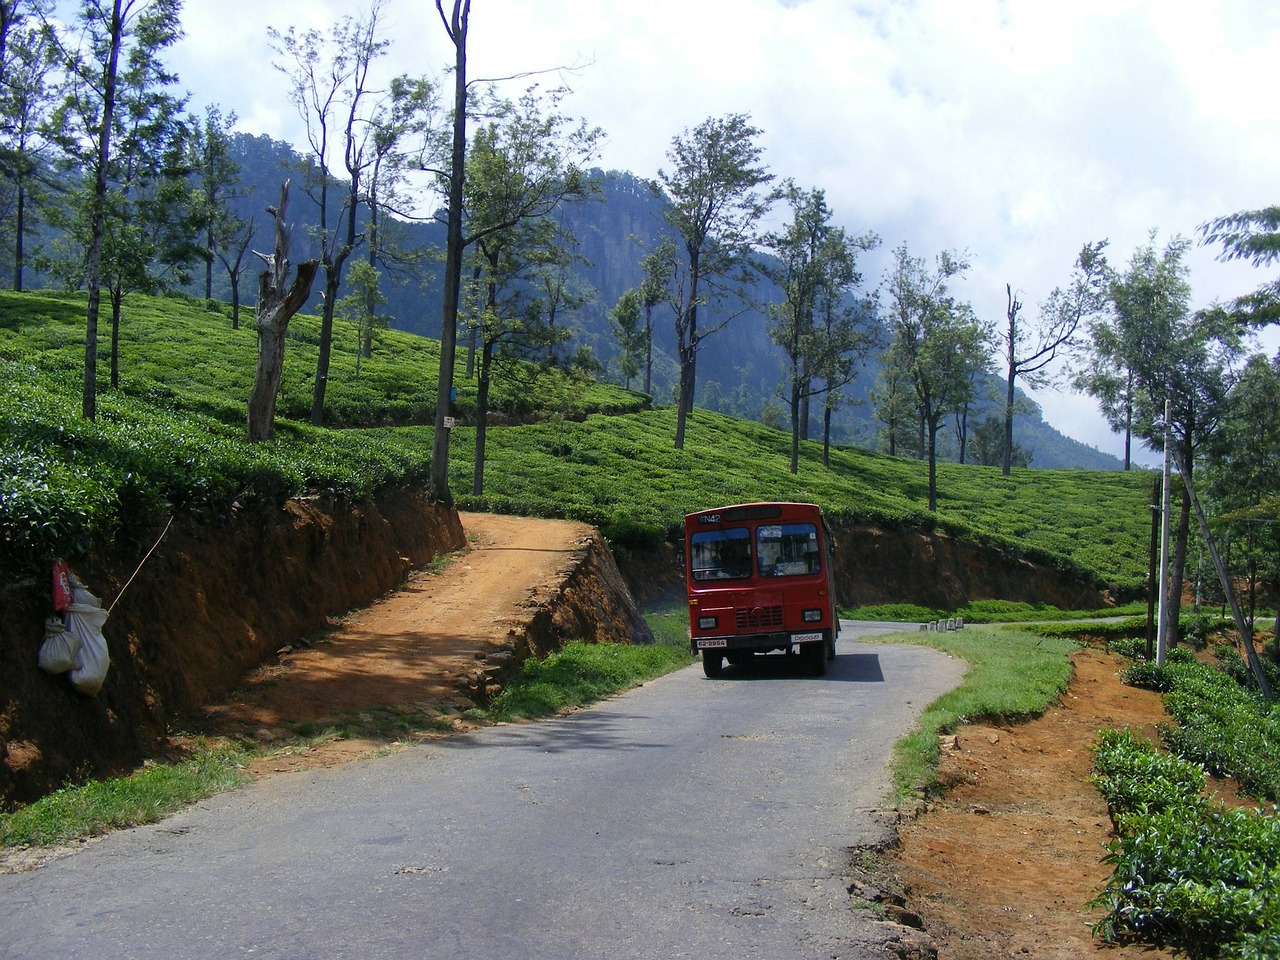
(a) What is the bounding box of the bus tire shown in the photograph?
[806,643,827,677]
[702,651,724,678]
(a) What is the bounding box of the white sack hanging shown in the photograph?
[37,616,81,675]
[65,580,110,697]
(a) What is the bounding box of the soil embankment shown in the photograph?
[1,489,465,807]
[201,512,652,750]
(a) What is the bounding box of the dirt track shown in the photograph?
[198,512,598,775]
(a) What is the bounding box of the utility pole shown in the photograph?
[1156,399,1173,665]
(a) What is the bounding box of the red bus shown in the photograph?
[684,502,839,678]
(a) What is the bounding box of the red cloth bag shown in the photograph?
[52,560,73,612]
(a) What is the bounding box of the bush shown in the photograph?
[1091,728,1206,819]
[1093,804,1280,959]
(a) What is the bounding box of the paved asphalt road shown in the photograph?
[0,623,964,960]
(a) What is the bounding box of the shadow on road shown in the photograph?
[437,710,675,755]
[709,651,885,683]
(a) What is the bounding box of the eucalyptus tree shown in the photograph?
[214,203,253,329]
[969,415,1030,468]
[187,104,244,302]
[879,244,989,511]
[457,86,602,496]
[270,0,439,426]
[1077,232,1249,633]
[762,182,878,473]
[609,286,645,390]
[655,112,775,449]
[361,72,441,345]
[870,360,912,457]
[45,0,186,420]
[1000,241,1107,475]
[334,259,387,378]
[0,0,58,291]
[1204,352,1280,642]
[813,228,880,466]
[636,238,671,396]
[428,0,469,505]
[1201,205,1280,327]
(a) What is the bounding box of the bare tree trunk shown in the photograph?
[472,340,493,496]
[109,286,122,389]
[247,182,319,443]
[643,302,653,396]
[430,0,470,505]
[82,0,125,422]
[822,404,833,467]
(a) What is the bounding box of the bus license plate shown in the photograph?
[695,638,727,648]
[792,632,822,643]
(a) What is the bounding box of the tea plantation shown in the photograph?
[0,288,1153,589]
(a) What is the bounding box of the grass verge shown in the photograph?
[473,606,694,723]
[0,742,250,847]
[843,600,1148,624]
[877,625,1079,802]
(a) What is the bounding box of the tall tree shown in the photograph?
[870,360,913,458]
[656,113,775,449]
[1200,206,1280,327]
[271,0,398,426]
[880,244,989,510]
[762,182,877,473]
[1205,352,1280,640]
[335,258,387,378]
[609,287,645,390]
[46,0,184,420]
[458,87,602,496]
[214,206,253,329]
[186,104,244,301]
[361,72,441,354]
[813,227,879,466]
[1001,241,1107,474]
[0,0,58,291]
[428,0,469,506]
[1077,232,1249,636]
[636,238,671,397]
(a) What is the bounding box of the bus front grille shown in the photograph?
[736,605,784,630]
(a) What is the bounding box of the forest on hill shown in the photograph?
[180,135,1124,471]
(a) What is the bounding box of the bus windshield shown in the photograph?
[756,522,821,577]
[689,527,751,581]
[689,522,822,582]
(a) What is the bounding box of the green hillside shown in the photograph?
[0,290,1152,593]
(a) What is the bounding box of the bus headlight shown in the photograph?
[802,609,823,623]
[698,616,718,630]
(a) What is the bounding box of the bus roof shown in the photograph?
[684,502,822,525]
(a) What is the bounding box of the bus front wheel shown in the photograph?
[702,651,724,678]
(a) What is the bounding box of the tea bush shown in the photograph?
[1093,801,1280,959]
[1092,726,1280,959]
[1099,651,1280,957]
